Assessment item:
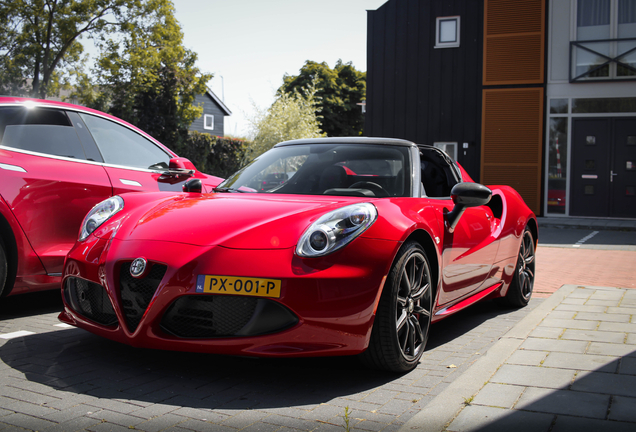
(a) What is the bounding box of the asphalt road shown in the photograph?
[539,227,636,251]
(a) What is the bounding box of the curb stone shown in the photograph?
[398,284,578,432]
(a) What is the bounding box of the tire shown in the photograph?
[362,241,433,373]
[503,226,536,307]
[0,239,7,298]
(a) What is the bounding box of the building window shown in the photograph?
[547,118,568,214]
[571,0,636,81]
[571,96,636,113]
[204,114,214,130]
[435,16,460,48]
[434,142,458,160]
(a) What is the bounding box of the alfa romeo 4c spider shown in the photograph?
[59,137,537,372]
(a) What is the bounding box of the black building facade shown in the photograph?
[366,0,546,215]
[366,0,485,181]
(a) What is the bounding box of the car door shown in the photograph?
[418,148,499,306]
[0,106,113,275]
[438,203,499,306]
[77,113,194,195]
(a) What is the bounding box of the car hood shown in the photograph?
[113,194,367,249]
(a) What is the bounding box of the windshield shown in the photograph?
[218,143,412,197]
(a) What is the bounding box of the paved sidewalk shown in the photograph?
[401,284,636,432]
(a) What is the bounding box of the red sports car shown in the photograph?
[0,97,223,300]
[59,137,537,372]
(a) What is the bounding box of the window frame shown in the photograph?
[571,0,636,81]
[433,142,458,161]
[203,114,214,131]
[435,16,461,49]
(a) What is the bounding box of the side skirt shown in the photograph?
[432,282,503,321]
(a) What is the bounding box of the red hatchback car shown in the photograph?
[0,97,223,300]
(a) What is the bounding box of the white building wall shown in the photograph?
[545,0,636,217]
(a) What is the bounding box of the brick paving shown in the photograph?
[0,292,541,432]
[533,247,636,297]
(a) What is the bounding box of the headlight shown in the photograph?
[296,203,378,257]
[79,196,124,241]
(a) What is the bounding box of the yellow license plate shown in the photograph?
[195,275,281,298]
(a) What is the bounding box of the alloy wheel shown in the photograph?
[517,229,535,300]
[395,251,432,361]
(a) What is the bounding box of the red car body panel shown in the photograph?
[0,97,223,296]
[0,149,113,275]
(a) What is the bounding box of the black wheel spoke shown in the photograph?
[400,322,409,350]
[411,316,424,342]
[407,320,415,354]
[401,270,411,294]
[412,260,424,296]
[408,259,416,291]
[414,306,430,316]
[412,282,429,301]
[396,310,407,332]
[519,271,527,288]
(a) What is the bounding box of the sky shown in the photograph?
[171,0,388,137]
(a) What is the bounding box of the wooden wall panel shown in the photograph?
[485,35,543,83]
[481,88,544,213]
[483,0,545,85]
[482,166,541,211]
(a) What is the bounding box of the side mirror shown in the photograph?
[182,178,202,193]
[445,183,492,233]
[169,157,197,171]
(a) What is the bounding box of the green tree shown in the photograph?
[0,0,150,98]
[75,0,211,153]
[279,60,366,137]
[247,83,324,160]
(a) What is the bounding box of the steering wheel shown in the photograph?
[348,181,389,197]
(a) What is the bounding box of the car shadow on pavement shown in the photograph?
[0,327,397,410]
[0,296,535,411]
[427,299,533,350]
[0,290,63,320]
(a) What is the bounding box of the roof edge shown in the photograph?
[205,88,232,116]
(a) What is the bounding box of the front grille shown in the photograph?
[161,295,257,338]
[64,277,117,326]
[160,295,298,338]
[119,262,167,333]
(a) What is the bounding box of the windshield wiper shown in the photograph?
[213,186,246,193]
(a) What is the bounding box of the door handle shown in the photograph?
[610,170,618,182]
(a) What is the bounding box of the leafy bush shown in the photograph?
[180,131,248,179]
[206,135,249,179]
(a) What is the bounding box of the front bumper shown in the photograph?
[60,235,398,357]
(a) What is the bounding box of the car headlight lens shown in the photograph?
[79,196,124,241]
[296,203,378,257]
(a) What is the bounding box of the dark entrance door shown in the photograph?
[612,119,636,218]
[571,118,636,218]
[571,119,611,217]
